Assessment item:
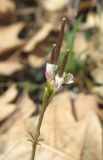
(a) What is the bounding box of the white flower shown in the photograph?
[45,63,58,80]
[63,72,73,84]
[45,63,73,91]
[54,74,64,90]
[54,72,73,91]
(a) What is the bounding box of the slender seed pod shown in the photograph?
[50,44,56,64]
[54,18,66,63]
[59,49,69,77]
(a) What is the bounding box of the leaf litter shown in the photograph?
[0,0,103,160]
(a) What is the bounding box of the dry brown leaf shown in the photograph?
[0,92,37,134]
[0,103,16,122]
[28,55,47,68]
[40,0,68,11]
[0,84,18,104]
[0,118,31,160]
[0,92,102,160]
[93,86,103,99]
[23,22,53,53]
[1,114,102,160]
[0,22,26,55]
[38,93,87,160]
[80,12,103,33]
[88,50,103,68]
[40,97,102,160]
[91,68,103,84]
[38,113,102,160]
[41,92,75,146]
[80,0,96,10]
[74,93,103,120]
[17,92,36,120]
[82,112,102,160]
[0,92,37,160]
[0,61,23,76]
[0,0,15,14]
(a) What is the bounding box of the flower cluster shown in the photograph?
[45,18,73,92]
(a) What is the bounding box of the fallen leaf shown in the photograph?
[80,12,103,33]
[92,86,103,99]
[0,84,18,104]
[82,112,102,160]
[91,68,103,84]
[41,92,75,146]
[40,0,68,11]
[23,22,53,53]
[0,22,26,55]
[0,92,102,160]
[74,93,103,120]
[89,50,103,68]
[17,91,36,120]
[0,92,37,134]
[40,93,87,160]
[0,118,31,160]
[0,0,15,14]
[0,61,23,76]
[80,0,97,10]
[0,103,16,122]
[40,101,102,160]
[28,55,48,68]
[0,92,37,159]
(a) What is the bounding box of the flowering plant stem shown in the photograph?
[31,106,45,160]
[31,105,46,160]
[29,17,74,160]
[31,85,54,160]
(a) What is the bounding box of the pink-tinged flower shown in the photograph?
[45,18,74,92]
[45,63,58,80]
[54,74,64,90]
[54,72,73,91]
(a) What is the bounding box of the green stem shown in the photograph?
[31,104,47,160]
[31,87,50,160]
[31,145,36,160]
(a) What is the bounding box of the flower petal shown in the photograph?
[55,74,64,90]
[64,73,74,84]
[45,63,58,80]
[46,63,58,73]
[53,64,58,71]
[46,63,53,73]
